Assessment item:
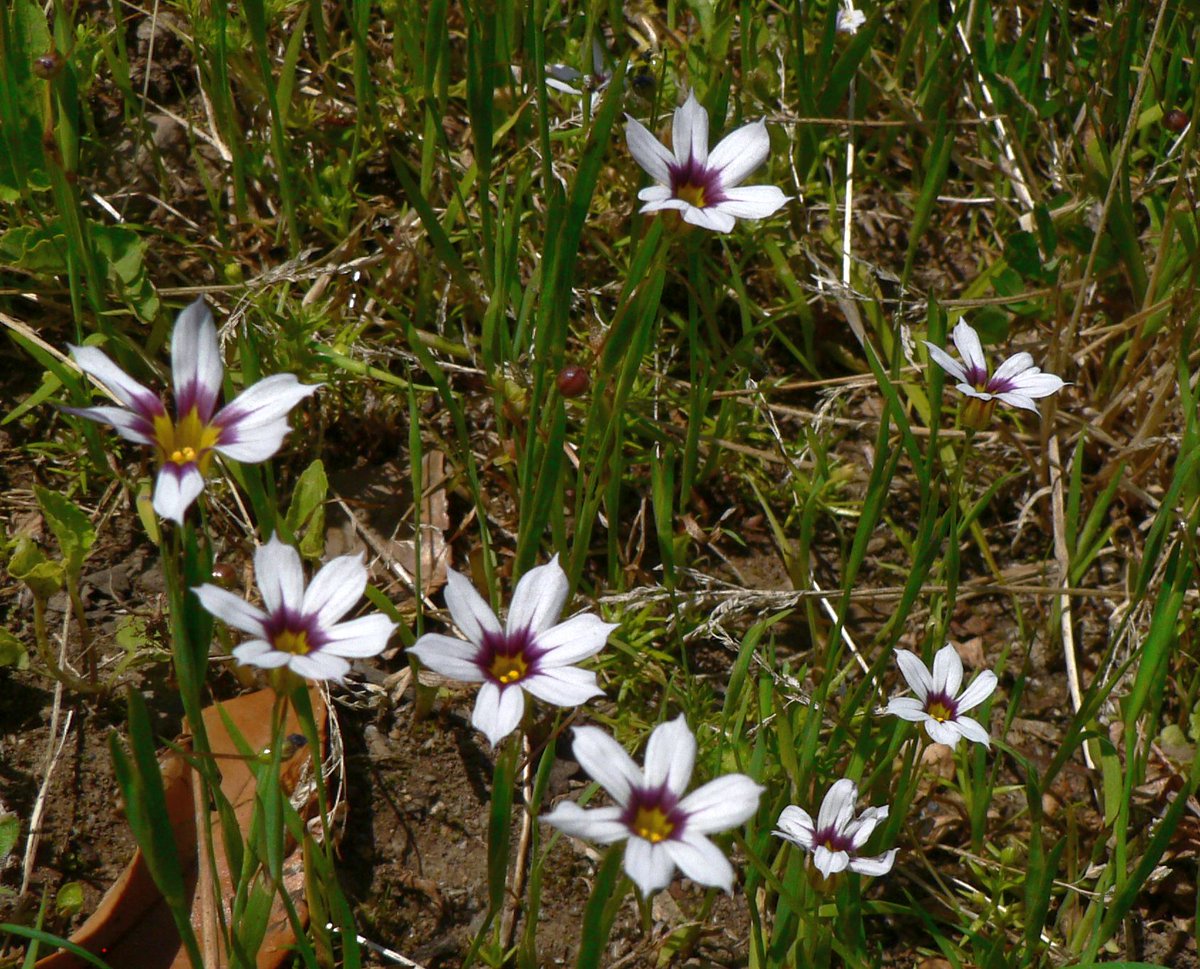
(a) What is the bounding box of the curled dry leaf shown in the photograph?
[36,688,327,969]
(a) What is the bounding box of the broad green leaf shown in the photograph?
[34,485,95,575]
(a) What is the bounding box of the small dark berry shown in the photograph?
[556,365,589,398]
[1164,109,1189,133]
[33,52,62,79]
[211,562,238,589]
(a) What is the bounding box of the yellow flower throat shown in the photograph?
[153,408,221,470]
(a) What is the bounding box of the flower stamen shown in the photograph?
[273,628,312,655]
[490,651,529,685]
[632,805,675,843]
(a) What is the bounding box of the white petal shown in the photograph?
[193,585,269,637]
[637,185,674,204]
[507,556,569,634]
[706,120,771,188]
[170,298,223,419]
[682,205,737,233]
[952,715,991,746]
[932,644,963,696]
[923,342,968,383]
[665,834,734,892]
[813,845,849,878]
[443,569,502,645]
[894,650,933,700]
[817,779,858,833]
[212,419,293,463]
[301,553,368,628]
[254,535,305,615]
[956,669,997,712]
[991,352,1035,384]
[570,726,643,805]
[213,374,319,432]
[520,666,603,707]
[711,185,790,220]
[61,405,155,445]
[886,697,930,722]
[68,344,162,416]
[956,383,992,401]
[639,197,691,215]
[535,613,617,667]
[407,633,486,682]
[1009,372,1065,397]
[233,642,291,668]
[472,682,525,746]
[643,715,695,795]
[624,115,674,185]
[924,718,964,747]
[773,805,815,848]
[846,805,888,849]
[624,838,676,896]
[849,849,897,876]
[541,803,628,844]
[679,775,763,834]
[995,392,1040,412]
[321,614,395,657]
[951,322,988,375]
[153,463,205,524]
[545,76,583,95]
[671,92,709,167]
[289,651,349,682]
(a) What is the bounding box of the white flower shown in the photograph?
[64,298,319,524]
[925,321,1064,427]
[407,556,616,747]
[543,716,764,896]
[546,36,612,105]
[624,91,791,233]
[886,645,998,747]
[837,5,867,34]
[774,779,897,878]
[193,535,396,683]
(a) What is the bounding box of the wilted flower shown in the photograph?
[836,3,866,34]
[925,321,1064,428]
[543,716,764,896]
[64,299,318,524]
[407,556,616,747]
[624,91,791,232]
[194,535,396,683]
[886,645,997,747]
[546,36,613,106]
[774,778,896,877]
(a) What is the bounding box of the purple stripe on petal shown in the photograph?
[174,380,219,423]
[668,157,729,206]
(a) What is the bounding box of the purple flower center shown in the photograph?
[621,784,687,844]
[812,824,857,855]
[477,626,542,686]
[924,691,959,723]
[669,155,727,210]
[263,607,328,656]
[962,362,991,391]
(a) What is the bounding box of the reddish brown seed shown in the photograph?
[556,365,589,398]
[211,563,238,589]
[1164,108,1189,132]
[33,51,62,79]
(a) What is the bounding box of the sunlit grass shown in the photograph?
[1,0,1198,967]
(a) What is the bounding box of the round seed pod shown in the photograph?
[211,562,238,589]
[556,365,589,398]
[1164,108,1189,132]
[33,51,63,79]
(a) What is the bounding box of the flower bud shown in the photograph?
[556,365,589,398]
[33,51,63,80]
[1164,108,1188,133]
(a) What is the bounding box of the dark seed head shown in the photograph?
[1164,108,1189,133]
[556,365,589,398]
[211,562,238,589]
[33,51,62,79]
